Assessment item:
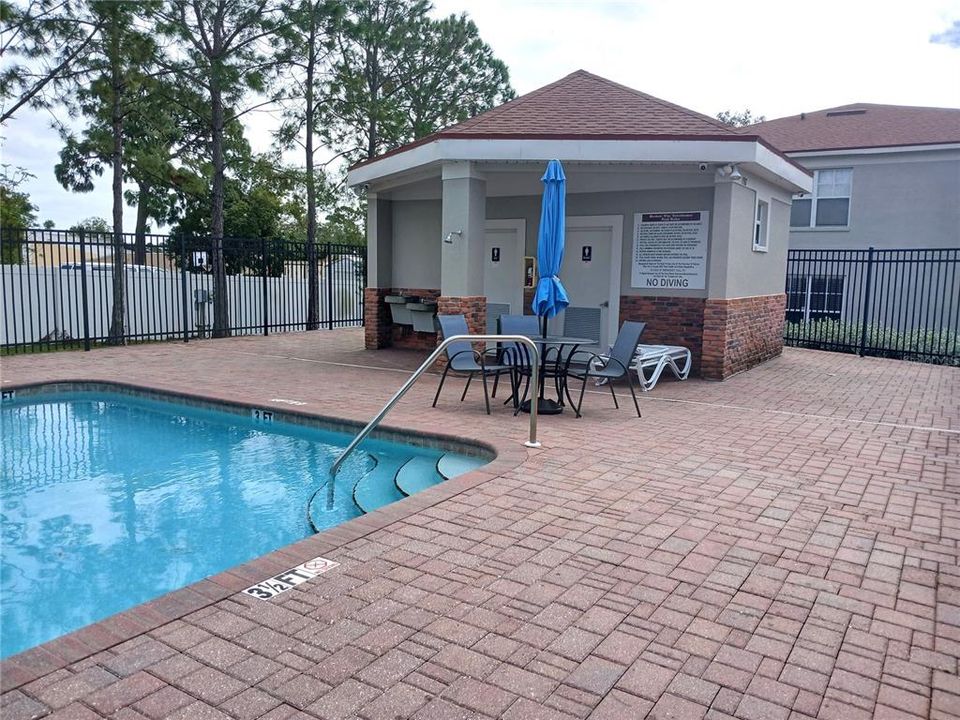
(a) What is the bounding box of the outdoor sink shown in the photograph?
[385,295,418,325]
[406,301,438,332]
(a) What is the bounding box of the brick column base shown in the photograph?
[364,288,391,350]
[437,296,488,336]
[701,294,786,380]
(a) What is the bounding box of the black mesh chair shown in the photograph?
[497,314,564,413]
[432,314,514,415]
[563,321,646,418]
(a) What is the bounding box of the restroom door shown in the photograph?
[483,219,525,332]
[548,215,623,351]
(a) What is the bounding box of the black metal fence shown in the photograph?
[784,247,959,365]
[1,228,366,353]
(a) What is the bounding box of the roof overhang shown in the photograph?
[786,142,960,158]
[347,137,813,194]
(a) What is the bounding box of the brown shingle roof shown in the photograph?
[443,69,737,137]
[352,70,761,169]
[744,103,960,153]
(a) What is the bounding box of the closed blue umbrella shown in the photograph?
[532,159,568,336]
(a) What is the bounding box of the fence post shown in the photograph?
[261,237,269,336]
[326,241,334,330]
[180,234,189,343]
[78,228,91,351]
[858,246,875,356]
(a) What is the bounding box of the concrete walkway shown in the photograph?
[1,329,958,720]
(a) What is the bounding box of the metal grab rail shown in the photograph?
[329,334,542,481]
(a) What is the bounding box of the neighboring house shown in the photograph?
[746,106,960,330]
[746,104,960,250]
[348,70,812,379]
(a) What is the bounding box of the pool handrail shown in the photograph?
[329,334,541,480]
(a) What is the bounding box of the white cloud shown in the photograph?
[432,0,960,116]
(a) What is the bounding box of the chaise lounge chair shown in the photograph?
[630,344,692,391]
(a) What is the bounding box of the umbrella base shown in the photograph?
[520,398,564,415]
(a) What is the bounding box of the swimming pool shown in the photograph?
[0,386,489,659]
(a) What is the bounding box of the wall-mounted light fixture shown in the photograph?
[715,164,744,183]
[443,229,462,244]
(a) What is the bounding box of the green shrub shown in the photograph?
[784,319,959,366]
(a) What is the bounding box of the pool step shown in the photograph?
[437,453,487,480]
[353,454,409,513]
[307,452,375,530]
[395,456,445,496]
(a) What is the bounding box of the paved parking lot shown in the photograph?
[2,329,958,719]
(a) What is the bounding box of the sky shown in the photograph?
[2,0,959,230]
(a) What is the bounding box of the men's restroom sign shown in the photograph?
[581,246,592,262]
[491,247,500,262]
[243,556,339,600]
[631,211,709,290]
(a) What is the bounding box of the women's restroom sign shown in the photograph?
[631,211,709,290]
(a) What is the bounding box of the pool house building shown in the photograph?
[348,71,812,379]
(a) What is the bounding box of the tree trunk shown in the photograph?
[366,46,378,159]
[134,180,150,265]
[209,51,230,337]
[107,9,126,346]
[305,9,319,331]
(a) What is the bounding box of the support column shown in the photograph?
[439,162,487,335]
[364,192,393,349]
[701,171,786,379]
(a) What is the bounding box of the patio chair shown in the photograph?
[497,314,559,411]
[563,321,646,418]
[432,314,514,415]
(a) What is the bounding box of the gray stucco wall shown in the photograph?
[722,184,792,299]
[389,183,794,300]
[391,199,441,289]
[488,187,716,298]
[789,155,960,250]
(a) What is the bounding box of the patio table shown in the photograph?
[516,335,597,415]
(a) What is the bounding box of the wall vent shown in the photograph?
[825,109,867,117]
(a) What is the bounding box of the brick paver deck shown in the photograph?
[1,329,958,720]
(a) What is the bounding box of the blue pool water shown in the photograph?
[0,390,487,658]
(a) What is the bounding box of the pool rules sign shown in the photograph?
[631,211,709,290]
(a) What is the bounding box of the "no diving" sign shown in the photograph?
[631,211,709,290]
[243,556,339,600]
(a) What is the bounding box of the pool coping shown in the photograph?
[0,379,530,693]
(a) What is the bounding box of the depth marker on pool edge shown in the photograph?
[242,557,339,600]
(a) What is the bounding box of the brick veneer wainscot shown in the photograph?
[391,288,441,350]
[437,296,487,335]
[363,288,391,350]
[363,287,441,351]
[701,294,786,380]
[620,295,707,372]
[620,293,786,380]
